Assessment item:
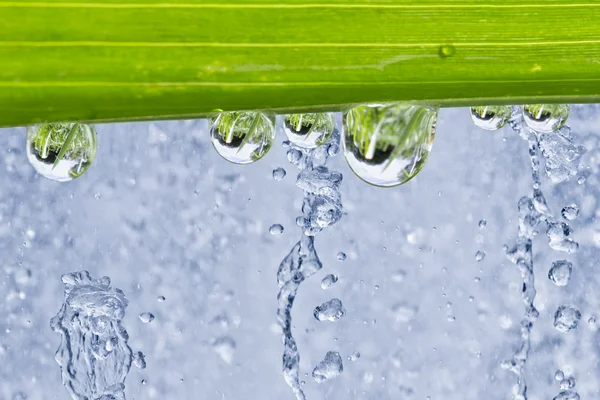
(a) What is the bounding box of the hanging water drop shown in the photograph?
[314,298,346,322]
[312,351,343,383]
[522,104,570,133]
[342,104,437,187]
[139,312,154,324]
[548,260,572,287]
[26,122,97,182]
[554,305,581,332]
[283,113,335,149]
[210,111,275,164]
[470,106,512,131]
[561,204,579,221]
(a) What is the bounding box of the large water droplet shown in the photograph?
[314,298,346,322]
[470,106,512,131]
[283,113,334,149]
[210,111,275,164]
[561,204,579,221]
[312,351,343,383]
[342,104,437,187]
[548,260,572,286]
[26,123,97,182]
[554,305,581,332]
[522,104,569,133]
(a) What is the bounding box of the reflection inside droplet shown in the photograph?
[26,122,97,182]
[522,104,569,133]
[342,103,438,187]
[210,111,276,164]
[283,112,334,149]
[470,106,512,131]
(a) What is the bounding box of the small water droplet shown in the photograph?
[474,277,481,283]
[522,104,569,133]
[141,379,147,385]
[210,111,275,164]
[283,113,335,149]
[475,251,486,262]
[139,312,155,324]
[272,167,287,181]
[157,296,165,302]
[555,370,565,381]
[548,260,572,287]
[561,204,579,221]
[342,104,437,187]
[470,106,512,131]
[588,316,596,325]
[132,351,147,369]
[479,219,487,229]
[439,44,456,58]
[577,176,586,185]
[26,123,97,182]
[312,351,343,383]
[269,224,284,235]
[554,305,581,332]
[321,274,338,289]
[348,352,360,362]
[314,298,346,322]
[336,252,347,261]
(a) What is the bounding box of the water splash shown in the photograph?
[276,126,344,399]
[50,271,134,400]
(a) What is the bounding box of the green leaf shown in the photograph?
[1,0,600,127]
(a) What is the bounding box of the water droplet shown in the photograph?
[272,167,287,181]
[283,113,335,149]
[210,111,275,164]
[336,252,347,261]
[26,123,97,182]
[589,316,596,325]
[561,204,579,221]
[522,104,569,133]
[321,274,338,289]
[560,377,576,390]
[470,106,512,131]
[348,352,360,362]
[548,260,572,286]
[555,370,565,381]
[287,149,303,165]
[312,351,343,383]
[211,336,236,364]
[157,296,165,302]
[554,305,581,332]
[479,219,487,229]
[141,379,147,385]
[547,222,579,253]
[132,351,146,369]
[475,251,486,262]
[391,269,406,282]
[139,312,155,324]
[577,176,586,185]
[538,130,586,184]
[269,224,284,235]
[342,104,437,187]
[553,391,580,400]
[439,44,456,58]
[314,298,346,322]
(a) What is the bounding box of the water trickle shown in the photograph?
[312,351,343,383]
[283,113,335,149]
[561,204,579,221]
[342,104,437,187]
[269,224,284,235]
[321,274,338,289]
[470,106,512,131]
[554,305,581,332]
[313,298,346,322]
[210,111,276,164]
[548,260,572,287]
[475,251,486,262]
[273,167,287,181]
[26,123,97,182]
[139,312,155,324]
[522,104,570,133]
[50,271,135,400]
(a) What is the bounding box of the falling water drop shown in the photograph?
[313,298,346,322]
[553,391,580,400]
[210,111,276,164]
[560,377,576,390]
[312,351,343,383]
[522,104,570,133]
[273,167,287,181]
[348,352,360,362]
[26,123,97,182]
[211,336,237,364]
[139,312,155,324]
[283,113,335,149]
[554,305,581,332]
[269,224,284,235]
[321,274,338,289]
[548,260,572,287]
[157,296,165,302]
[479,219,487,229]
[555,370,565,381]
[475,251,486,262]
[342,104,438,187]
[132,351,147,369]
[561,204,579,221]
[336,252,347,261]
[470,106,512,131]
